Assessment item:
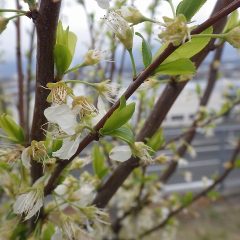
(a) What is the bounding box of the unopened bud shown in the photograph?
[225,26,240,49]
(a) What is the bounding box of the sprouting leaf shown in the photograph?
[54,21,77,78]
[180,192,193,206]
[136,32,152,68]
[100,98,135,134]
[0,114,25,144]
[207,191,220,201]
[154,58,196,75]
[176,0,207,21]
[147,128,165,151]
[107,125,135,145]
[54,44,72,78]
[235,159,240,168]
[92,144,108,179]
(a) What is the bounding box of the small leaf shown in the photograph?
[235,159,240,168]
[107,125,135,145]
[54,44,72,78]
[92,144,108,179]
[181,192,193,206]
[207,191,220,201]
[136,32,152,68]
[176,0,207,21]
[154,58,196,75]
[101,100,135,134]
[0,114,25,144]
[147,128,165,151]
[223,11,239,33]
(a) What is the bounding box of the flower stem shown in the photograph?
[191,33,227,40]
[64,63,86,74]
[167,0,176,18]
[128,49,137,79]
[0,9,27,14]
[64,79,95,87]
[7,13,26,21]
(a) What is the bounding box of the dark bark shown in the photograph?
[30,0,61,183]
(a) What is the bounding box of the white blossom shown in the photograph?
[13,179,44,220]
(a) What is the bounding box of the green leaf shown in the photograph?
[0,114,25,144]
[155,27,213,64]
[235,159,240,168]
[41,223,55,240]
[92,144,108,179]
[223,11,239,33]
[147,128,165,151]
[107,125,135,145]
[135,32,152,68]
[176,0,207,21]
[100,100,135,134]
[54,44,72,78]
[154,58,196,75]
[181,192,193,206]
[207,191,220,201]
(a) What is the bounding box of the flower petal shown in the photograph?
[96,0,109,9]
[21,147,31,169]
[109,145,132,162]
[44,104,77,135]
[53,136,81,160]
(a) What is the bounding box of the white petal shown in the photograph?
[44,104,77,135]
[109,145,132,162]
[96,0,109,9]
[21,147,31,169]
[53,136,81,160]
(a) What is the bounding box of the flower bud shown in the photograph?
[225,26,240,48]
[0,17,8,34]
[83,49,103,66]
[117,6,147,25]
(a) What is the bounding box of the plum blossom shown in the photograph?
[110,142,154,165]
[13,178,44,220]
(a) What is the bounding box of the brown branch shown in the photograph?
[44,0,240,197]
[92,0,235,209]
[140,139,240,238]
[15,0,25,130]
[30,0,62,183]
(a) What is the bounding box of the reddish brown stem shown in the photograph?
[30,0,62,183]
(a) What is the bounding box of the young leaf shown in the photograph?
[176,0,207,21]
[147,128,165,151]
[154,58,196,75]
[100,100,135,134]
[0,114,25,144]
[92,144,108,179]
[223,10,239,33]
[107,125,135,145]
[135,32,152,68]
[54,44,72,78]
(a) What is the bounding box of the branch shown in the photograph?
[44,0,240,197]
[15,0,25,130]
[30,0,62,183]
[140,139,240,238]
